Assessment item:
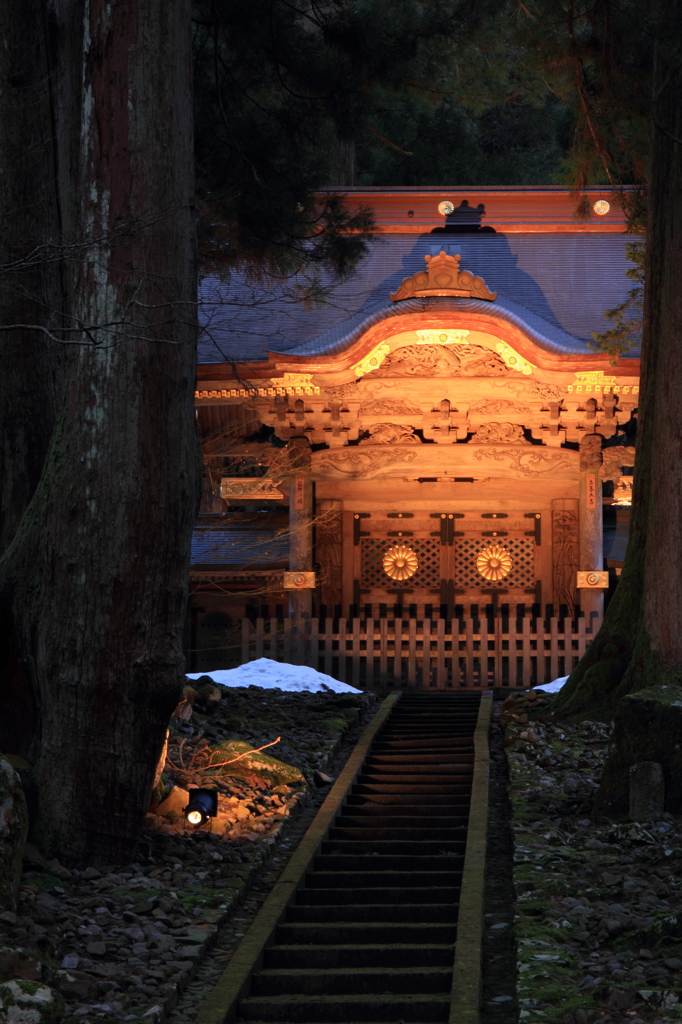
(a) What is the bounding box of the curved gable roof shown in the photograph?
[198,208,637,366]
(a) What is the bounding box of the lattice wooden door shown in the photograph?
[450,511,541,605]
[353,511,446,609]
[352,510,542,611]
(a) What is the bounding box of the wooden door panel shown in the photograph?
[356,513,443,603]
[351,510,543,609]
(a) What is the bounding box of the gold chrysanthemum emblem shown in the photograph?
[383,543,419,581]
[476,544,513,581]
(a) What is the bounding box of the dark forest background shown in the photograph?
[193,0,647,283]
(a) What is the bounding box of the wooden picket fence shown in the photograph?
[241,613,602,689]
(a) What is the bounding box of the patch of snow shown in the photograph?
[532,675,570,694]
[187,658,362,694]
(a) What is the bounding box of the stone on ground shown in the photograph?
[0,950,42,984]
[154,785,190,817]
[629,761,665,820]
[596,684,682,816]
[0,980,64,1024]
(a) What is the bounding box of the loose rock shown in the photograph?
[0,980,64,1024]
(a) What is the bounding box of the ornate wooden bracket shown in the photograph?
[389,251,497,302]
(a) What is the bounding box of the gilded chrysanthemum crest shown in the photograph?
[476,544,513,581]
[383,543,419,581]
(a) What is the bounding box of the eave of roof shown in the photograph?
[316,186,628,234]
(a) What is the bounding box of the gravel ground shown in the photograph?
[504,690,682,1024]
[3,686,380,1024]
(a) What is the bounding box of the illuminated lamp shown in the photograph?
[184,789,218,826]
[593,200,610,216]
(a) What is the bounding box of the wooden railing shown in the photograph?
[241,613,603,689]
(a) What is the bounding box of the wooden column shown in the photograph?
[288,471,314,622]
[579,435,604,621]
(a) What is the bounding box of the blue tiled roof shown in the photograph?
[198,232,637,364]
[191,530,288,566]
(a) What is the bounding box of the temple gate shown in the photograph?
[192,188,639,684]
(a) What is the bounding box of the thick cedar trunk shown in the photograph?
[552,4,682,718]
[0,2,65,756]
[0,0,199,864]
[638,17,682,674]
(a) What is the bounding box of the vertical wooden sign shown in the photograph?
[294,474,305,510]
[586,473,597,509]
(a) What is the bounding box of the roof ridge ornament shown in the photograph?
[389,251,497,302]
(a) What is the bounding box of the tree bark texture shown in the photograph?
[0,1,66,756]
[552,4,682,718]
[0,0,200,864]
[638,13,682,675]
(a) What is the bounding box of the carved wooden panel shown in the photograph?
[551,498,579,613]
[364,343,509,378]
[316,500,343,610]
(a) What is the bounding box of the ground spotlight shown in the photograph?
[184,789,218,826]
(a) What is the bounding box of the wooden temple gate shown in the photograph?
[241,611,602,689]
[195,240,639,681]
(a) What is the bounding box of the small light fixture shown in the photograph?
[184,789,218,826]
[407,210,414,217]
[438,201,454,217]
[593,200,610,216]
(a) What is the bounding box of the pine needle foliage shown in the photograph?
[589,238,644,361]
[192,0,564,282]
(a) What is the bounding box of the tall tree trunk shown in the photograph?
[0,1,65,756]
[552,2,682,718]
[0,0,200,864]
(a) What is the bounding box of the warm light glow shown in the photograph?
[438,201,454,217]
[186,809,204,826]
[593,200,610,216]
[613,479,633,506]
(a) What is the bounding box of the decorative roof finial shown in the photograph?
[389,251,497,302]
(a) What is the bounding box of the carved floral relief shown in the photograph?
[358,399,423,417]
[552,500,579,613]
[470,422,528,444]
[496,379,565,402]
[359,422,421,445]
[314,447,419,477]
[365,343,510,378]
[472,447,576,477]
[579,433,603,472]
[600,445,636,484]
[316,501,343,609]
[469,398,531,415]
[321,382,361,402]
